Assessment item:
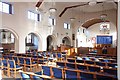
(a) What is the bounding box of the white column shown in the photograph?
[14,38,19,53]
[118,1,120,79]
[38,39,42,51]
[42,37,47,51]
[18,36,26,53]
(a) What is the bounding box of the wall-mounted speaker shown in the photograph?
[62,40,65,43]
[83,29,85,33]
[72,34,75,40]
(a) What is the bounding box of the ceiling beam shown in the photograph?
[59,2,89,17]
[36,0,44,7]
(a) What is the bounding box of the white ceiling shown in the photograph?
[55,2,117,13]
[40,1,117,15]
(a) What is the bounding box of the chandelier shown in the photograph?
[100,3,107,22]
[100,14,107,21]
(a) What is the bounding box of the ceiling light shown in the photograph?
[70,18,75,21]
[100,14,107,19]
[49,8,57,13]
[89,0,97,6]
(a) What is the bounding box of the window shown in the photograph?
[49,17,56,25]
[64,23,70,29]
[27,34,32,43]
[28,11,40,21]
[11,33,14,43]
[0,2,13,14]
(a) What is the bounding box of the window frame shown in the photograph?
[49,17,56,26]
[28,10,40,21]
[64,23,70,29]
[0,2,13,14]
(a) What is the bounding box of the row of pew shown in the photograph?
[56,61,117,78]
[67,58,117,68]
[19,65,117,80]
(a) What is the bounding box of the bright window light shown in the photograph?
[0,2,2,11]
[49,17,56,26]
[0,2,13,14]
[64,23,70,29]
[28,11,40,21]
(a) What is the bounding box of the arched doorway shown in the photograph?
[62,36,71,46]
[0,29,16,53]
[47,35,55,51]
[25,33,39,52]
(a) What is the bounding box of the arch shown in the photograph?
[0,27,19,52]
[62,36,71,46]
[25,31,42,51]
[82,18,109,28]
[46,34,57,51]
[0,27,19,40]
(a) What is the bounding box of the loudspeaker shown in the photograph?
[62,40,65,43]
[72,34,75,40]
[83,29,85,33]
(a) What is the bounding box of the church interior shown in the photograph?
[0,0,120,80]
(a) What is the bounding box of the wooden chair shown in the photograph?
[0,58,3,77]
[57,52,62,61]
[96,74,114,80]
[8,60,23,78]
[2,59,10,77]
[41,65,52,77]
[80,71,94,80]
[66,62,76,69]
[52,67,64,79]
[77,64,87,71]
[88,66,101,72]
[65,69,79,80]
[56,61,66,68]
[24,58,37,72]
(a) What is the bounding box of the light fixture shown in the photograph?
[100,14,107,19]
[49,8,57,13]
[70,17,75,21]
[100,3,107,21]
[89,0,97,6]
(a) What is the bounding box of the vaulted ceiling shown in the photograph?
[35,0,117,28]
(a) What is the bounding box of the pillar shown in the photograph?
[18,36,26,53]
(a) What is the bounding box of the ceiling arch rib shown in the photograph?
[82,18,109,28]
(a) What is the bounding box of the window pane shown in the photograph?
[54,19,56,25]
[68,24,70,29]
[64,23,67,29]
[34,13,37,21]
[0,2,2,12]
[28,11,39,21]
[11,33,14,43]
[31,12,35,20]
[28,11,31,19]
[27,34,31,43]
[49,18,52,25]
[2,3,9,13]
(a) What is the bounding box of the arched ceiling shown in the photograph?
[82,19,109,28]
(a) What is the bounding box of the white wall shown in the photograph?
[74,9,117,47]
[1,2,73,53]
[1,2,117,53]
[87,22,117,47]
